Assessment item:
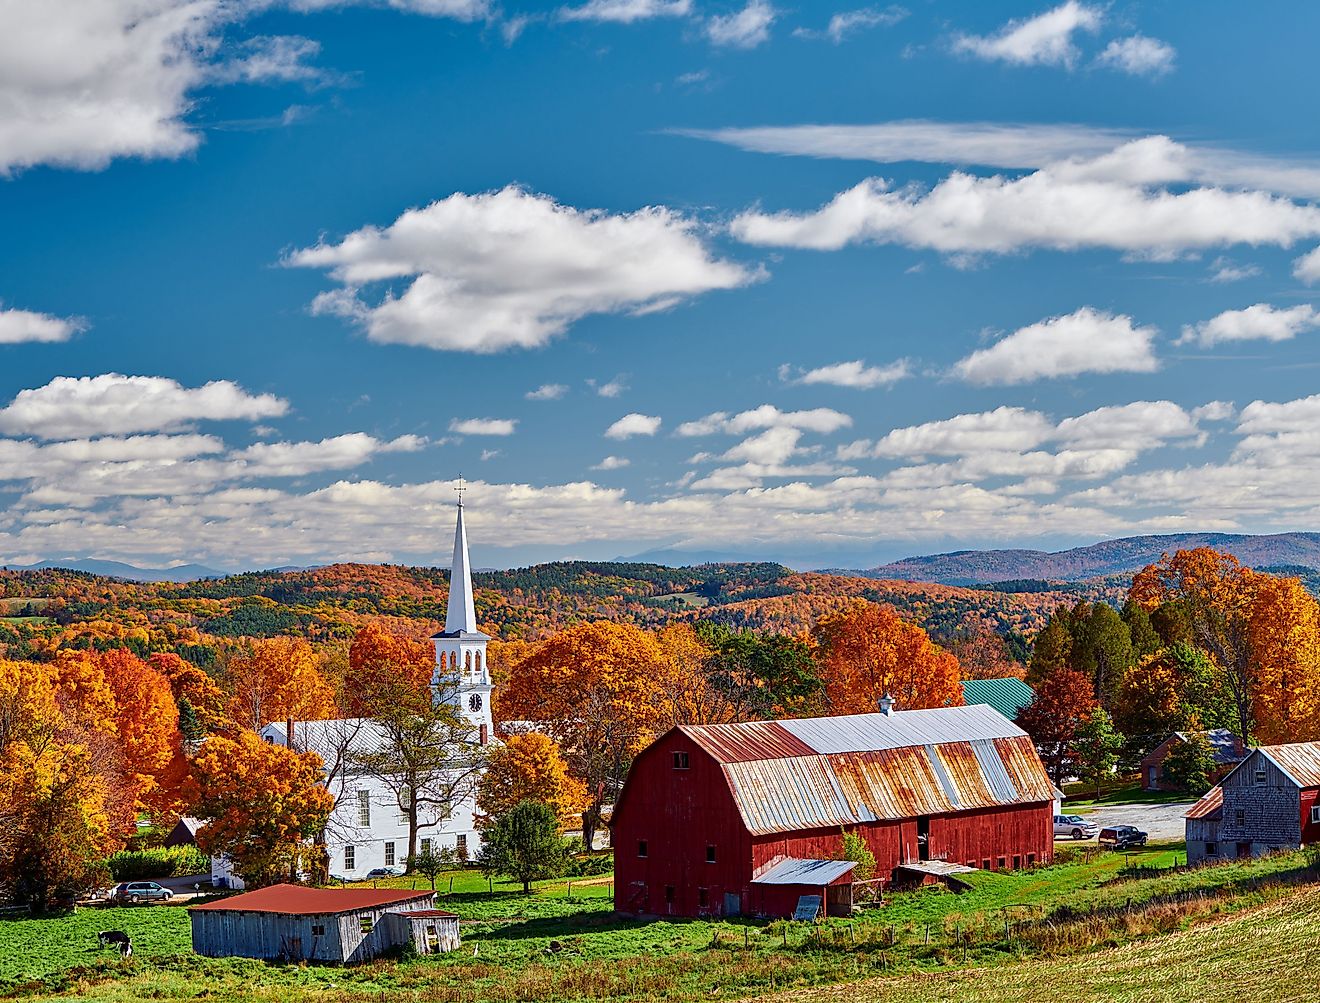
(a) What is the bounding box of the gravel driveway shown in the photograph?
[1059,801,1195,842]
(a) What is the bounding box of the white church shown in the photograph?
[215,498,494,887]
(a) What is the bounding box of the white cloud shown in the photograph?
[209,35,325,85]
[706,0,776,48]
[1054,401,1198,451]
[952,1,1101,69]
[235,433,424,477]
[1179,303,1320,348]
[793,5,907,42]
[1294,246,1320,284]
[677,404,852,437]
[1193,401,1236,422]
[526,383,569,400]
[605,413,662,439]
[953,307,1159,385]
[591,455,631,470]
[287,186,755,353]
[779,359,910,389]
[283,0,488,15]
[864,406,1054,459]
[449,417,517,436]
[0,374,287,439]
[731,167,1320,258]
[592,376,629,398]
[1207,258,1261,284]
[1096,35,1176,77]
[480,449,501,461]
[0,307,87,344]
[558,0,690,22]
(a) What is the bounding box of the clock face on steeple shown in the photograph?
[468,693,483,712]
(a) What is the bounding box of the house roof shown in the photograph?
[751,857,856,886]
[1257,742,1320,789]
[189,884,435,916]
[960,678,1035,720]
[677,705,1055,837]
[1168,729,1245,766]
[1185,786,1223,821]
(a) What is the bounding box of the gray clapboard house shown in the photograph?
[1184,741,1320,864]
[190,884,460,963]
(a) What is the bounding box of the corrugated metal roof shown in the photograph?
[690,706,1054,837]
[1185,786,1223,820]
[190,884,434,915]
[1258,742,1320,788]
[960,678,1035,720]
[751,857,856,885]
[1170,729,1245,766]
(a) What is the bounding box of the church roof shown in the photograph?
[443,502,478,635]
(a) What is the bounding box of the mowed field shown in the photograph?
[3,847,1316,1002]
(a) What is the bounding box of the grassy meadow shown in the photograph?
[3,844,1317,1002]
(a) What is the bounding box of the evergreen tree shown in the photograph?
[1121,600,1161,658]
[1072,604,1135,708]
[177,696,204,743]
[1027,617,1072,685]
[478,800,568,894]
[1161,728,1218,795]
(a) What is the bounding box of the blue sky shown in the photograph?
[3,0,1320,570]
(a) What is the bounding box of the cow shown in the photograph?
[97,930,131,957]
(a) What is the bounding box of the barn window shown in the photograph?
[1236,810,1246,827]
[673,751,690,770]
[698,887,708,907]
[981,858,990,870]
[1012,855,1021,869]
[360,915,375,934]
[311,924,326,937]
[637,840,648,858]
[664,885,675,903]
[1311,806,1320,824]
[706,845,717,863]
[345,845,356,869]
[1027,853,1036,867]
[997,856,1006,870]
[1206,842,1218,856]
[1254,769,1267,786]
[357,790,371,827]
[385,842,395,867]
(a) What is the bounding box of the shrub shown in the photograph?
[107,846,210,881]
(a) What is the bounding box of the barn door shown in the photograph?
[723,892,741,917]
[917,817,931,861]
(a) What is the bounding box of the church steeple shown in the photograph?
[444,499,478,635]
[431,488,493,742]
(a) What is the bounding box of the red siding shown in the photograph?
[1301,787,1320,845]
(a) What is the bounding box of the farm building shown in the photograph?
[1140,729,1245,792]
[960,678,1034,721]
[1184,741,1320,864]
[163,816,202,848]
[612,702,1057,919]
[189,884,460,963]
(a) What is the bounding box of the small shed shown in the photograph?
[163,817,202,848]
[1185,787,1223,864]
[749,857,856,918]
[190,884,459,963]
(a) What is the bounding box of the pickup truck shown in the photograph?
[1053,814,1099,840]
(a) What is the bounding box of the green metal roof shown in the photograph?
[960,678,1035,721]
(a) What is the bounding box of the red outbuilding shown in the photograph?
[612,703,1057,918]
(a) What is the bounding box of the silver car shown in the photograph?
[1054,814,1099,840]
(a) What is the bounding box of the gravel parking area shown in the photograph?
[1058,801,1195,842]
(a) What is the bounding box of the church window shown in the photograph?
[344,845,356,869]
[469,693,483,712]
[385,842,395,866]
[465,651,472,672]
[357,790,371,827]
[421,838,433,855]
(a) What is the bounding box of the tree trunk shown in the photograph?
[581,804,601,854]
[406,798,419,871]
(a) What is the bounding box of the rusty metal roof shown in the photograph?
[1258,742,1320,788]
[190,884,435,915]
[682,707,1053,837]
[1185,786,1223,820]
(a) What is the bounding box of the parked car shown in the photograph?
[1099,825,1148,849]
[365,867,403,879]
[1054,814,1099,840]
[114,881,174,904]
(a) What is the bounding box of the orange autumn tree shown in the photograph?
[1015,667,1098,786]
[498,620,667,849]
[49,651,118,736]
[1249,575,1320,744]
[191,730,334,887]
[150,652,230,735]
[226,637,338,730]
[342,622,435,717]
[475,732,590,830]
[652,623,735,727]
[811,600,963,715]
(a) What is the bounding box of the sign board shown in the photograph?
[793,895,822,921]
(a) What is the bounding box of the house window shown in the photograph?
[1254,769,1267,786]
[637,840,648,858]
[456,834,468,860]
[673,751,690,770]
[1311,806,1320,825]
[345,845,356,869]
[698,887,708,908]
[1206,842,1218,857]
[384,842,395,867]
[421,838,433,855]
[311,924,325,937]
[1236,810,1246,827]
[706,845,717,863]
[357,790,371,827]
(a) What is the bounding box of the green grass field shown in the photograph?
[5,848,1315,1002]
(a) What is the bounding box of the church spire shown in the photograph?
[444,492,478,635]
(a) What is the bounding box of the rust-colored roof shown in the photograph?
[189,884,435,915]
[683,707,1055,837]
[1185,786,1223,820]
[1259,742,1320,788]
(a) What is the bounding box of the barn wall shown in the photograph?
[1219,751,1302,852]
[191,910,348,962]
[1301,788,1320,845]
[929,803,1053,870]
[613,734,753,918]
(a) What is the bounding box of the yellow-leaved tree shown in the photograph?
[476,732,590,829]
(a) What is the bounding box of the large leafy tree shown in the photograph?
[1161,727,1218,795]
[192,730,334,887]
[342,622,435,717]
[693,622,823,719]
[478,800,568,894]
[476,732,589,830]
[1072,707,1123,800]
[225,636,338,731]
[1015,668,1098,786]
[948,627,1023,681]
[1113,644,1229,764]
[811,600,963,714]
[97,649,187,813]
[1248,575,1320,744]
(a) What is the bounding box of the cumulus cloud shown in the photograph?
[235,433,424,477]
[793,5,907,42]
[449,417,517,436]
[706,0,776,48]
[558,0,690,21]
[1294,246,1320,284]
[0,374,287,439]
[605,413,662,439]
[861,406,1054,460]
[591,455,631,470]
[526,383,568,400]
[677,404,852,437]
[953,307,1159,385]
[952,1,1101,69]
[591,376,629,398]
[1179,303,1320,348]
[286,186,755,353]
[1207,258,1261,284]
[0,307,87,344]
[780,359,910,389]
[1096,35,1176,77]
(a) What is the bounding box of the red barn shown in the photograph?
[612,704,1056,918]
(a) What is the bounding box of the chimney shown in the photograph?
[286,718,295,748]
[879,694,896,716]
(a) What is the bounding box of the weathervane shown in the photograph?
[455,473,466,506]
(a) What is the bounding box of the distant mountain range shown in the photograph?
[861,533,1320,586]
[0,559,230,582]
